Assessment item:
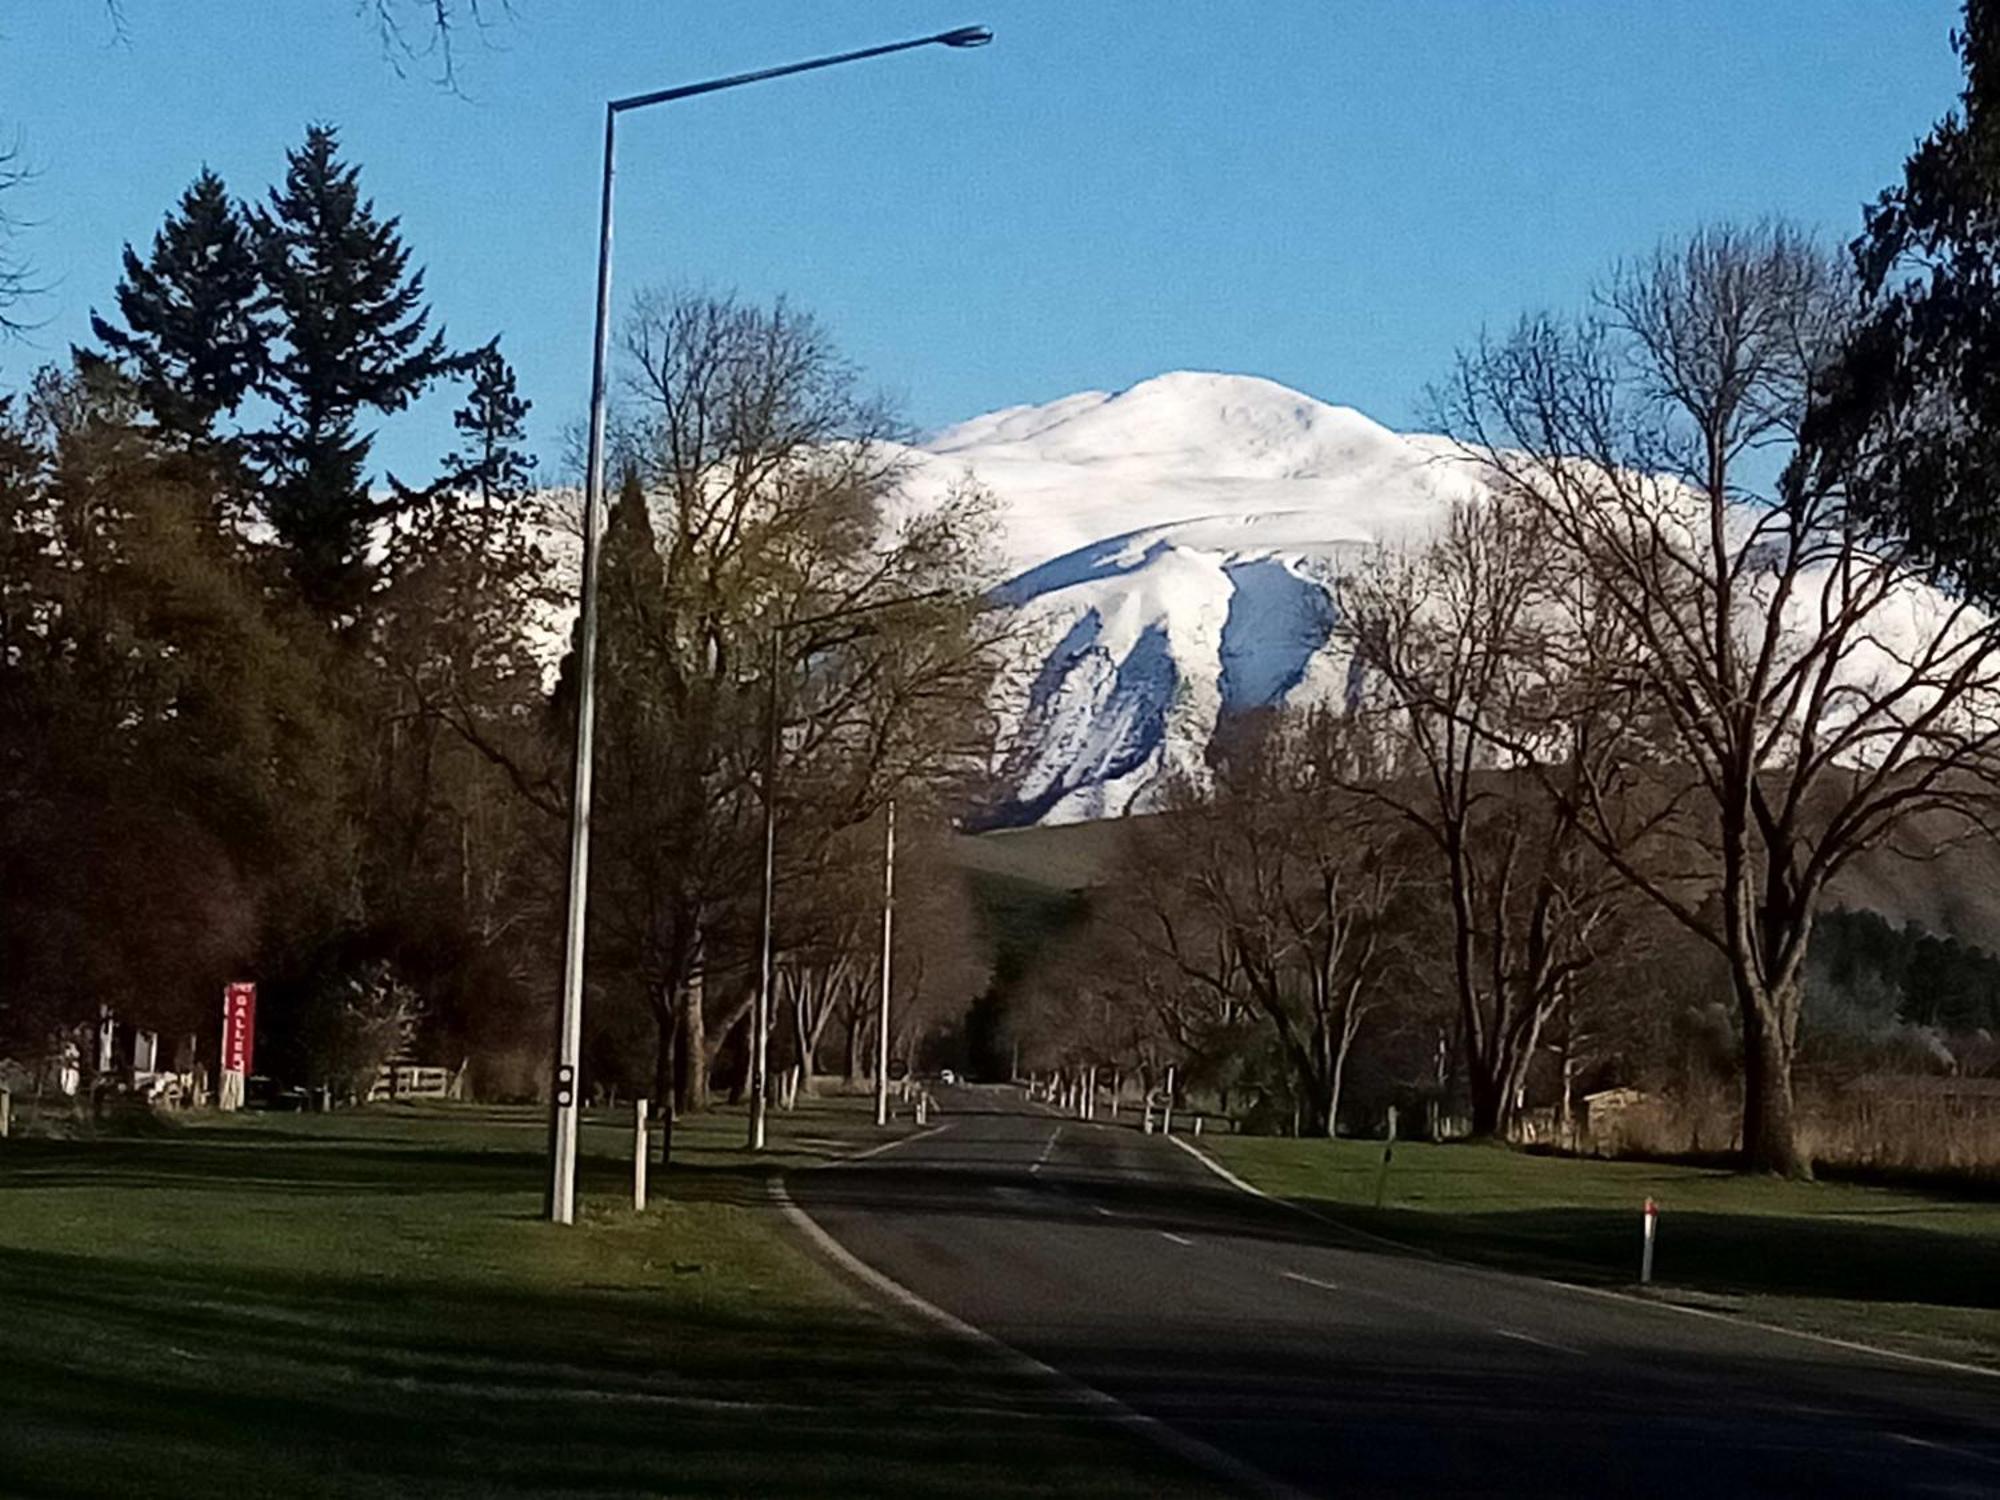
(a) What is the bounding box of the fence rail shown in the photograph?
[367,1064,456,1102]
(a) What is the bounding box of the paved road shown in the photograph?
[789,1086,2000,1498]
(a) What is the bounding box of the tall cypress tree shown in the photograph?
[1804,1,2000,598]
[87,168,269,445]
[252,124,462,618]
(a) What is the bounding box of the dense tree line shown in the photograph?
[1810,909,2000,1037]
[0,127,1008,1118]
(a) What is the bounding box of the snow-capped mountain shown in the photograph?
[900,372,1485,827]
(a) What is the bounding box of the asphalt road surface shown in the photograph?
[788,1085,2000,1498]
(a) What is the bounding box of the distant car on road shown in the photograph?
[939,1069,957,1086]
[245,1075,311,1112]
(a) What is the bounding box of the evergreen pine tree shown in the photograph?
[388,340,533,526]
[1804,1,2000,598]
[87,168,269,444]
[252,124,462,617]
[445,341,534,514]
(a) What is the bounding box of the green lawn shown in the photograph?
[0,1097,1212,1499]
[1201,1133,2000,1370]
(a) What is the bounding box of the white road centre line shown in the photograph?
[1092,1205,1116,1218]
[825,1121,954,1167]
[1492,1327,1585,1357]
[1284,1266,1585,1357]
[1158,1231,1194,1247]
[771,1177,1313,1500]
[1282,1270,1343,1293]
[1029,1124,1062,1176]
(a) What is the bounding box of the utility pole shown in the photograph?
[875,798,896,1127]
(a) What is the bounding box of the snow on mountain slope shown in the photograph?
[899,372,1485,826]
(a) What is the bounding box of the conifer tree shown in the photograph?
[445,341,534,514]
[87,168,269,444]
[252,124,462,617]
[390,339,534,535]
[1804,1,2000,598]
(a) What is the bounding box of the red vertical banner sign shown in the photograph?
[222,982,257,1076]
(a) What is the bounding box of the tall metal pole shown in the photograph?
[547,103,619,1225]
[875,798,896,1127]
[749,629,782,1151]
[545,26,992,1201]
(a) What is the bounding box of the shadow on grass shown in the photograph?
[11,1104,1995,1313]
[7,1232,1998,1500]
[1338,1201,2000,1306]
[0,1121,865,1210]
[0,1238,1190,1500]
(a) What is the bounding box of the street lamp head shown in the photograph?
[937,25,993,48]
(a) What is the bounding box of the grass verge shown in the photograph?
[0,1097,1214,1498]
[1199,1133,2000,1371]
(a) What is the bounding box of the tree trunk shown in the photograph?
[1326,1041,1351,1140]
[652,995,674,1117]
[723,1010,751,1105]
[842,1013,862,1084]
[1467,1067,1505,1138]
[1742,993,1810,1178]
[675,965,708,1116]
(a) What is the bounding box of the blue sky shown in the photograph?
[0,1,1970,483]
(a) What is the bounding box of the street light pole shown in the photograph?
[548,25,993,1223]
[875,798,896,1128]
[749,628,782,1152]
[746,590,950,1151]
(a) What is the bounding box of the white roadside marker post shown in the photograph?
[1641,1197,1658,1284]
[1373,1105,1398,1209]
[1162,1065,1176,1136]
[633,1099,649,1212]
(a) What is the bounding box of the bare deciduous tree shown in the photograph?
[1124,716,1414,1136]
[574,289,1011,1115]
[1441,221,2000,1176]
[0,137,34,339]
[1340,500,1627,1137]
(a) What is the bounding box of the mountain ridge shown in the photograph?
[901,370,1479,826]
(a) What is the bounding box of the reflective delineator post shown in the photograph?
[1641,1197,1658,1284]
[1374,1105,1398,1209]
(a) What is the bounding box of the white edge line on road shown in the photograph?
[1158,1231,1193,1247]
[1883,1430,2000,1470]
[822,1121,954,1168]
[1166,1133,2000,1384]
[1562,1280,2000,1383]
[770,1176,1313,1500]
